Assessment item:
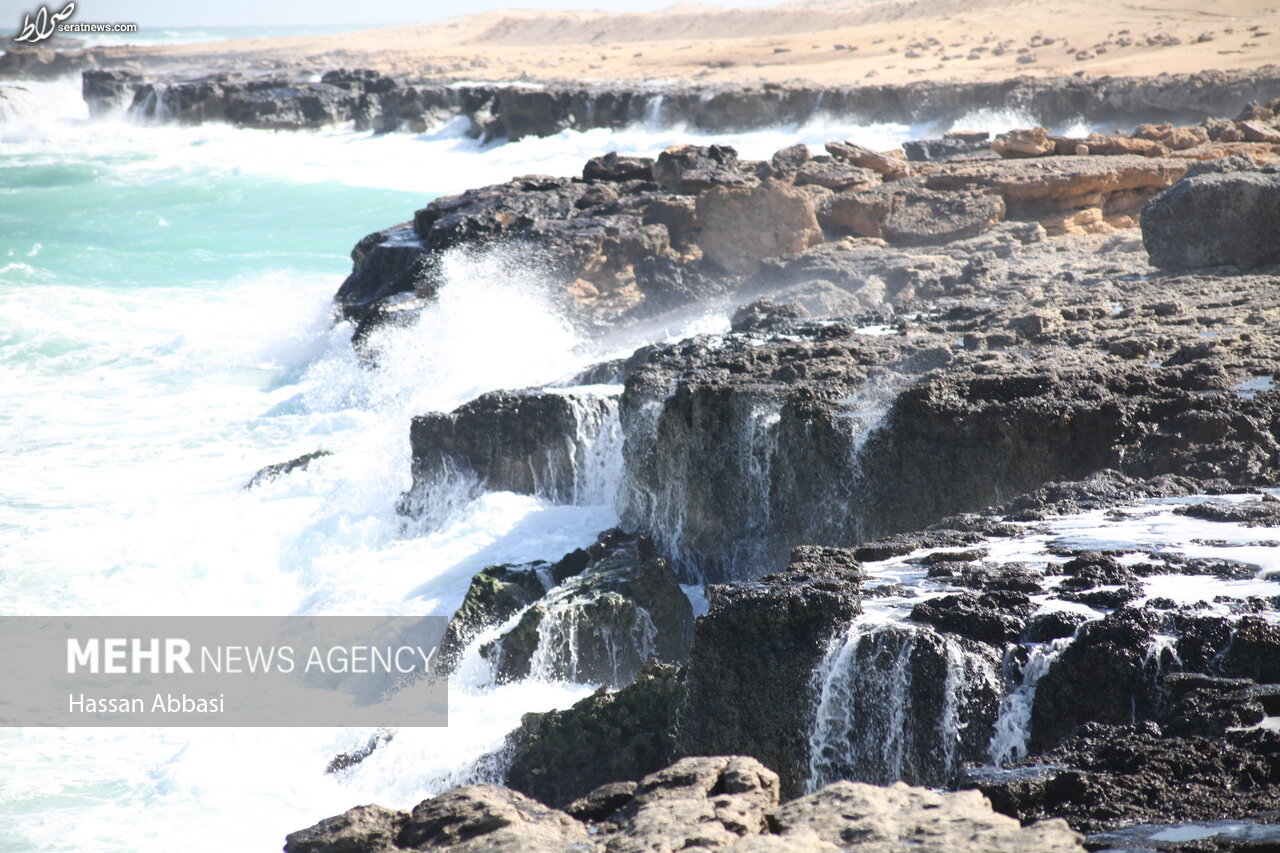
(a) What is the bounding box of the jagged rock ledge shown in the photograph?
[72,64,1280,140]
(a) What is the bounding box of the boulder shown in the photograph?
[397,786,590,852]
[768,781,1084,853]
[284,804,407,853]
[992,127,1055,158]
[1132,122,1210,150]
[584,152,655,182]
[901,136,991,162]
[599,756,780,853]
[505,662,684,808]
[794,160,879,191]
[653,144,752,194]
[768,143,812,175]
[1141,170,1280,271]
[696,179,824,274]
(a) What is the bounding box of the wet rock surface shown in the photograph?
[295,106,1280,850]
[406,388,617,506]
[479,530,692,687]
[68,67,1280,139]
[677,547,864,796]
[504,662,684,809]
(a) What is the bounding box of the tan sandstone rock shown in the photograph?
[824,140,911,179]
[696,179,823,274]
[992,126,1055,158]
[765,781,1085,853]
[603,756,781,853]
[923,154,1187,227]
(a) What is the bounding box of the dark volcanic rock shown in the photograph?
[1177,496,1280,527]
[435,565,547,675]
[1160,672,1271,737]
[910,591,1030,645]
[677,546,863,797]
[1030,607,1163,751]
[583,152,654,183]
[405,389,615,507]
[335,224,434,326]
[504,662,684,808]
[651,144,750,194]
[243,450,331,490]
[964,723,1280,834]
[480,532,692,687]
[808,622,1003,789]
[1219,616,1280,683]
[1142,169,1280,271]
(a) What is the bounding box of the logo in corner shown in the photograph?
[14,2,75,44]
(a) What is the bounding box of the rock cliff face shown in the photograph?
[71,66,1280,141]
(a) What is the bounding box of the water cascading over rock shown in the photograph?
[808,622,1002,789]
[478,533,692,688]
[404,388,624,514]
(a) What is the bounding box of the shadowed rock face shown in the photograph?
[503,662,685,809]
[613,289,1280,582]
[677,546,864,797]
[406,389,616,507]
[71,66,1280,138]
[1142,168,1280,272]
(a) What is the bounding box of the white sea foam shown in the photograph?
[0,74,1220,851]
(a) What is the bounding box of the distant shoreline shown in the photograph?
[3,0,1277,88]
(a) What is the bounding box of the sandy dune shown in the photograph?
[91,0,1280,86]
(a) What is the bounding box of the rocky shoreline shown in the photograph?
[274,92,1280,851]
[27,58,1278,850]
[43,63,1280,140]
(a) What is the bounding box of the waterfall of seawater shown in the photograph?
[559,389,625,508]
[987,635,1075,766]
[808,622,1000,790]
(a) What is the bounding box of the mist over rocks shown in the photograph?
[285,77,1279,851]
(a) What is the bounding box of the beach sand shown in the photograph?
[75,0,1280,86]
